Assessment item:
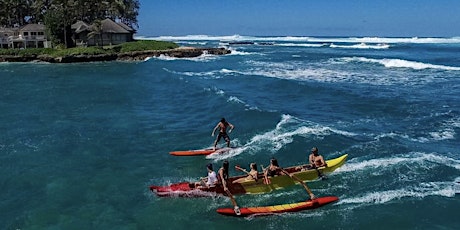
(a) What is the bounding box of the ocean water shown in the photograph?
[1,35,460,229]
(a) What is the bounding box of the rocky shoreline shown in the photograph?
[0,47,231,63]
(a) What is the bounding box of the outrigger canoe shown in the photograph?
[150,154,348,197]
[169,147,235,156]
[216,196,339,217]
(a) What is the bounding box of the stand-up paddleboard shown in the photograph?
[216,196,339,217]
[169,147,236,156]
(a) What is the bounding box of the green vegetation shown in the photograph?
[0,0,140,47]
[0,48,54,56]
[0,40,179,57]
[119,40,179,53]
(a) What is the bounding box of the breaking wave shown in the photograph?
[339,181,457,206]
[330,43,390,49]
[339,57,460,71]
[135,35,460,44]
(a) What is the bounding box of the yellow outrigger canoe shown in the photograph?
[150,154,348,197]
[235,154,348,194]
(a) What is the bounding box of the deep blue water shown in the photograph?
[1,36,460,229]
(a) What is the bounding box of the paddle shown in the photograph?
[260,164,271,184]
[224,188,240,215]
[220,168,241,215]
[235,165,258,181]
[280,168,316,200]
[235,165,248,173]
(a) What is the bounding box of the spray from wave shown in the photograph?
[144,53,221,62]
[135,35,460,44]
[330,43,390,49]
[338,152,460,173]
[339,181,457,206]
[339,57,460,71]
[245,114,355,154]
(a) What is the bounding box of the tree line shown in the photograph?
[0,0,140,47]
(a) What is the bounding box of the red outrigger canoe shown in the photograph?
[216,196,339,217]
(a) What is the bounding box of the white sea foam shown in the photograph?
[227,47,258,56]
[275,43,328,48]
[428,130,455,141]
[206,145,248,161]
[245,59,415,86]
[177,41,208,46]
[455,179,460,194]
[242,60,345,82]
[244,59,411,86]
[380,115,459,143]
[135,35,460,44]
[164,68,232,79]
[342,36,460,44]
[207,114,356,159]
[154,54,178,61]
[330,43,390,49]
[339,57,460,71]
[227,96,245,104]
[147,53,220,62]
[337,152,460,173]
[167,55,456,86]
[338,182,457,206]
[205,86,260,112]
[245,114,356,153]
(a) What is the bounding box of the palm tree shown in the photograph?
[88,19,103,47]
[31,0,52,23]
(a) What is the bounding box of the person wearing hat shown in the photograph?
[211,117,234,150]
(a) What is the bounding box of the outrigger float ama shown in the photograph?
[217,165,340,217]
[150,154,348,197]
[216,196,339,217]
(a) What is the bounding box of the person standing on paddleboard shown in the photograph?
[212,118,234,150]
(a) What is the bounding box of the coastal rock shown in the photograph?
[0,47,231,63]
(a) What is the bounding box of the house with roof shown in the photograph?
[71,18,135,47]
[0,24,50,49]
[0,27,14,48]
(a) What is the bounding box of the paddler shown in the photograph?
[233,163,259,183]
[195,163,218,188]
[218,160,240,215]
[295,147,327,179]
[264,158,282,177]
[211,117,234,150]
[309,147,327,168]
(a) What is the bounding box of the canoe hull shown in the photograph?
[235,154,348,194]
[216,196,339,217]
[150,154,348,197]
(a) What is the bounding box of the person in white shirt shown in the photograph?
[196,163,218,188]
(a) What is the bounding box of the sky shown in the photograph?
[137,0,460,37]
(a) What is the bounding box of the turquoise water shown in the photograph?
[1,36,460,229]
